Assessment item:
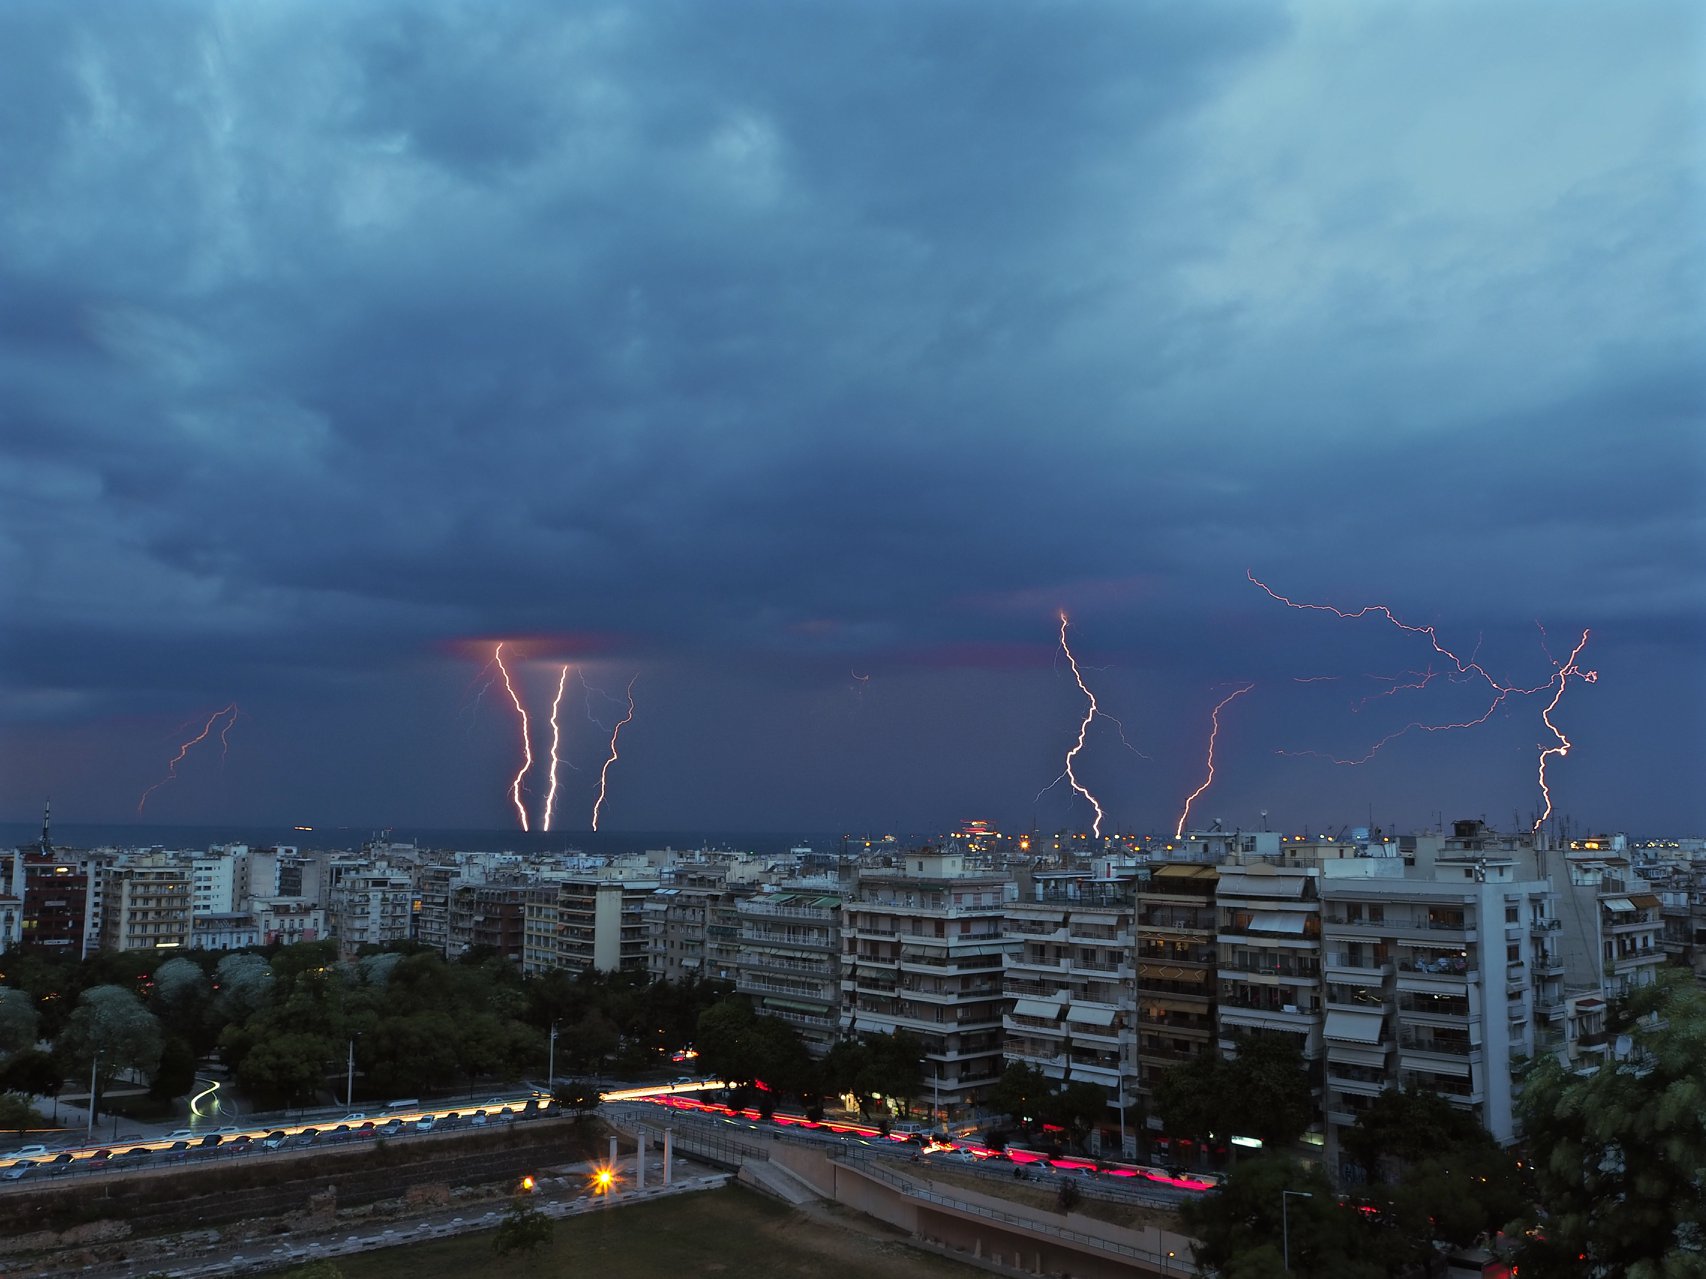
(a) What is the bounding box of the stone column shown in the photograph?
[663,1128,674,1185]
[636,1128,647,1191]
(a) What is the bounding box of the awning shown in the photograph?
[1221,875,1307,899]
[1249,911,1308,934]
[1602,897,1635,912]
[1066,1003,1117,1027]
[1629,894,1661,909]
[762,998,830,1016]
[1011,998,1064,1020]
[1325,1010,1384,1044]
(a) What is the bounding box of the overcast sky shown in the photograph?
[2,1,1701,840]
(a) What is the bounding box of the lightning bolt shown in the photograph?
[1533,630,1596,833]
[137,703,240,812]
[590,676,636,832]
[1251,571,1599,821]
[541,664,570,833]
[1350,667,1439,712]
[1050,611,1108,839]
[494,643,533,831]
[1175,685,1253,839]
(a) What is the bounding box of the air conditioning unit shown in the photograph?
[1282,1004,1299,1014]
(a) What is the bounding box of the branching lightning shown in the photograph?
[494,643,534,832]
[1250,571,1599,824]
[1533,630,1596,832]
[138,703,240,812]
[590,676,637,832]
[541,664,570,833]
[1175,685,1253,839]
[1048,611,1109,838]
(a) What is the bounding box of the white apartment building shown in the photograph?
[736,885,842,1054]
[523,872,659,975]
[191,850,240,917]
[100,859,193,952]
[1317,853,1551,1177]
[1215,861,1323,1071]
[330,871,414,959]
[841,848,1017,1120]
[1003,867,1140,1154]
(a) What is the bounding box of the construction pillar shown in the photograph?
[663,1128,674,1185]
[636,1128,647,1191]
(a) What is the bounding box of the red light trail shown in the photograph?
[1049,611,1108,838]
[541,664,570,833]
[590,676,636,832]
[1175,684,1253,839]
[138,703,240,812]
[494,643,534,831]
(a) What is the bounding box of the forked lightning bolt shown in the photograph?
[1250,571,1598,824]
[138,703,240,812]
[1533,630,1596,832]
[541,664,570,833]
[1175,685,1253,839]
[1042,612,1108,839]
[494,643,534,831]
[590,677,637,832]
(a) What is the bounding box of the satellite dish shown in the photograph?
[1613,1035,1633,1060]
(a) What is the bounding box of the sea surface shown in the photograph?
[0,821,853,858]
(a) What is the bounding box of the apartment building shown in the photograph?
[330,870,414,959]
[736,886,842,1054]
[100,860,193,952]
[1134,863,1220,1109]
[523,872,659,974]
[841,848,1016,1120]
[1215,860,1323,1072]
[447,882,539,962]
[1316,853,1550,1175]
[1003,867,1140,1152]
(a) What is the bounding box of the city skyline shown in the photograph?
[2,2,1701,835]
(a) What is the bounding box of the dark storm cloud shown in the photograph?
[1,0,1700,831]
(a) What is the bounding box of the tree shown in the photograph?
[1220,1034,1313,1149]
[212,953,274,1024]
[1,1049,63,1102]
[235,1031,336,1107]
[0,1092,41,1137]
[149,1034,199,1102]
[0,987,39,1058]
[1153,1054,1228,1145]
[492,1194,553,1257]
[1515,974,1706,1278]
[988,1062,1053,1130]
[1181,1153,1379,1279]
[553,1079,602,1117]
[57,984,164,1099]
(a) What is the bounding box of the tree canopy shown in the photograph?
[1514,975,1706,1278]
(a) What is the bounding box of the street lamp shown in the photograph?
[85,1052,100,1142]
[547,1023,558,1096]
[346,1036,360,1110]
[1282,1189,1313,1272]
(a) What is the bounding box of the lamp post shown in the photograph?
[547,1023,558,1096]
[346,1037,358,1109]
[1282,1189,1313,1272]
[85,1052,99,1142]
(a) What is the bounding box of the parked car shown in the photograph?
[414,1115,436,1132]
[468,1111,488,1127]
[261,1131,289,1150]
[2,1161,37,1180]
[116,1147,155,1164]
[43,1153,77,1175]
[85,1149,113,1165]
[2,1145,51,1162]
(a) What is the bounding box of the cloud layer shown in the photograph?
[2,1,1701,835]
